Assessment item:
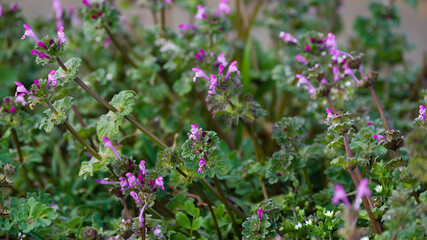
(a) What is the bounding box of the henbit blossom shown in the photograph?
[189,124,200,140]
[21,24,39,43]
[139,160,147,175]
[295,55,308,65]
[208,75,218,95]
[418,104,426,124]
[10,107,16,114]
[331,184,350,208]
[304,45,310,52]
[354,178,372,210]
[31,49,50,59]
[15,81,30,96]
[104,37,111,49]
[192,68,209,82]
[323,33,353,60]
[332,65,341,81]
[217,53,228,67]
[178,24,197,35]
[197,159,206,173]
[218,65,225,75]
[14,93,27,106]
[194,49,206,63]
[34,79,40,89]
[279,31,298,44]
[96,178,121,185]
[342,64,359,83]
[102,137,122,160]
[257,209,263,222]
[195,5,207,20]
[0,4,3,17]
[153,176,165,191]
[11,4,18,12]
[52,0,64,29]
[215,0,231,17]
[296,74,316,95]
[126,172,142,188]
[57,26,66,47]
[225,61,241,79]
[373,135,387,143]
[82,0,91,8]
[130,191,142,204]
[164,0,172,4]
[139,203,148,227]
[47,70,57,88]
[119,177,128,191]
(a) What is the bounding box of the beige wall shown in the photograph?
[9,0,427,63]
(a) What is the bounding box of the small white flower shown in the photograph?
[305,219,312,225]
[295,222,302,230]
[375,185,383,193]
[325,211,333,217]
[328,225,333,230]
[360,237,369,240]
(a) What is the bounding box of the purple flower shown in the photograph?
[102,137,121,160]
[178,24,197,35]
[119,177,128,191]
[15,81,30,95]
[332,66,340,81]
[342,64,359,83]
[373,135,387,143]
[130,191,142,204]
[225,61,240,79]
[189,124,200,140]
[257,209,263,222]
[126,172,142,188]
[82,0,91,8]
[354,178,372,210]
[296,74,316,95]
[104,37,111,49]
[195,49,206,63]
[279,31,298,44]
[216,53,228,67]
[139,202,148,227]
[165,0,172,4]
[31,49,50,59]
[208,75,218,95]
[21,24,39,43]
[11,4,18,12]
[216,0,230,17]
[52,0,64,29]
[323,33,353,61]
[331,184,350,208]
[10,107,16,114]
[197,159,206,173]
[14,93,27,106]
[295,55,308,65]
[57,26,66,47]
[38,41,48,50]
[192,68,209,82]
[304,45,310,52]
[195,5,207,20]
[47,70,57,88]
[153,176,165,191]
[139,160,147,176]
[326,108,334,123]
[218,65,225,75]
[96,178,121,185]
[34,79,40,89]
[418,104,426,124]
[320,77,328,85]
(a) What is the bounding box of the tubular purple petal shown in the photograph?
[354,178,372,210]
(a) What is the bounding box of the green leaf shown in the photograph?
[176,212,191,229]
[110,90,136,116]
[242,37,252,93]
[96,111,123,141]
[55,58,82,86]
[192,216,203,230]
[184,200,200,217]
[39,97,73,133]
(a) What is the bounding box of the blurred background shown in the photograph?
[7,0,427,64]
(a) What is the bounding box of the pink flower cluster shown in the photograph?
[332,178,372,210]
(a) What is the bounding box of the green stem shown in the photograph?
[161,8,166,38]
[46,102,102,161]
[213,175,242,239]
[57,58,168,150]
[120,197,131,220]
[194,182,223,240]
[104,26,138,68]
[11,128,32,187]
[369,85,390,131]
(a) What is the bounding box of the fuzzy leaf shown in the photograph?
[96,111,123,141]
[110,90,136,116]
